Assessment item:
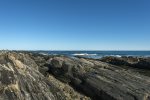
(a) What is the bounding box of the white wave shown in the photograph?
[115,55,122,57]
[72,53,97,56]
[109,55,122,57]
[39,53,48,55]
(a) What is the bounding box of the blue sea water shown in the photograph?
[35,51,150,59]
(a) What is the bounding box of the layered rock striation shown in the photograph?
[47,56,150,100]
[0,52,89,100]
[0,51,150,100]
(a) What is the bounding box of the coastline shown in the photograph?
[0,51,150,100]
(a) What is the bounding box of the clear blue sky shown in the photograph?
[0,0,150,50]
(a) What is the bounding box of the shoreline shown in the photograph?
[0,51,150,100]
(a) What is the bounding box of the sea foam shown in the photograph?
[72,53,97,56]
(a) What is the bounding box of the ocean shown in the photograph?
[35,51,150,59]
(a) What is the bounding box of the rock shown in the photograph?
[100,56,150,69]
[100,56,130,66]
[48,56,150,100]
[1,51,150,100]
[48,75,90,100]
[134,58,150,69]
[0,52,90,100]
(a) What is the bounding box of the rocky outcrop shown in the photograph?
[47,57,150,100]
[0,52,90,100]
[1,51,150,100]
[100,56,150,69]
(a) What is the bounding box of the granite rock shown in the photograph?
[0,52,90,100]
[48,56,150,100]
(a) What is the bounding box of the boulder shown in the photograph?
[48,56,150,100]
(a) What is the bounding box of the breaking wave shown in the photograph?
[72,53,97,56]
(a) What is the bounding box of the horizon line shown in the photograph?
[0,49,150,51]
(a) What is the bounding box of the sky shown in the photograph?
[0,0,150,50]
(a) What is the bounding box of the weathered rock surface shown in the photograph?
[100,56,150,69]
[47,56,150,100]
[0,52,90,100]
[1,51,150,100]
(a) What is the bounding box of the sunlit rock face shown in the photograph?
[47,56,150,100]
[0,52,89,100]
[0,51,150,100]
